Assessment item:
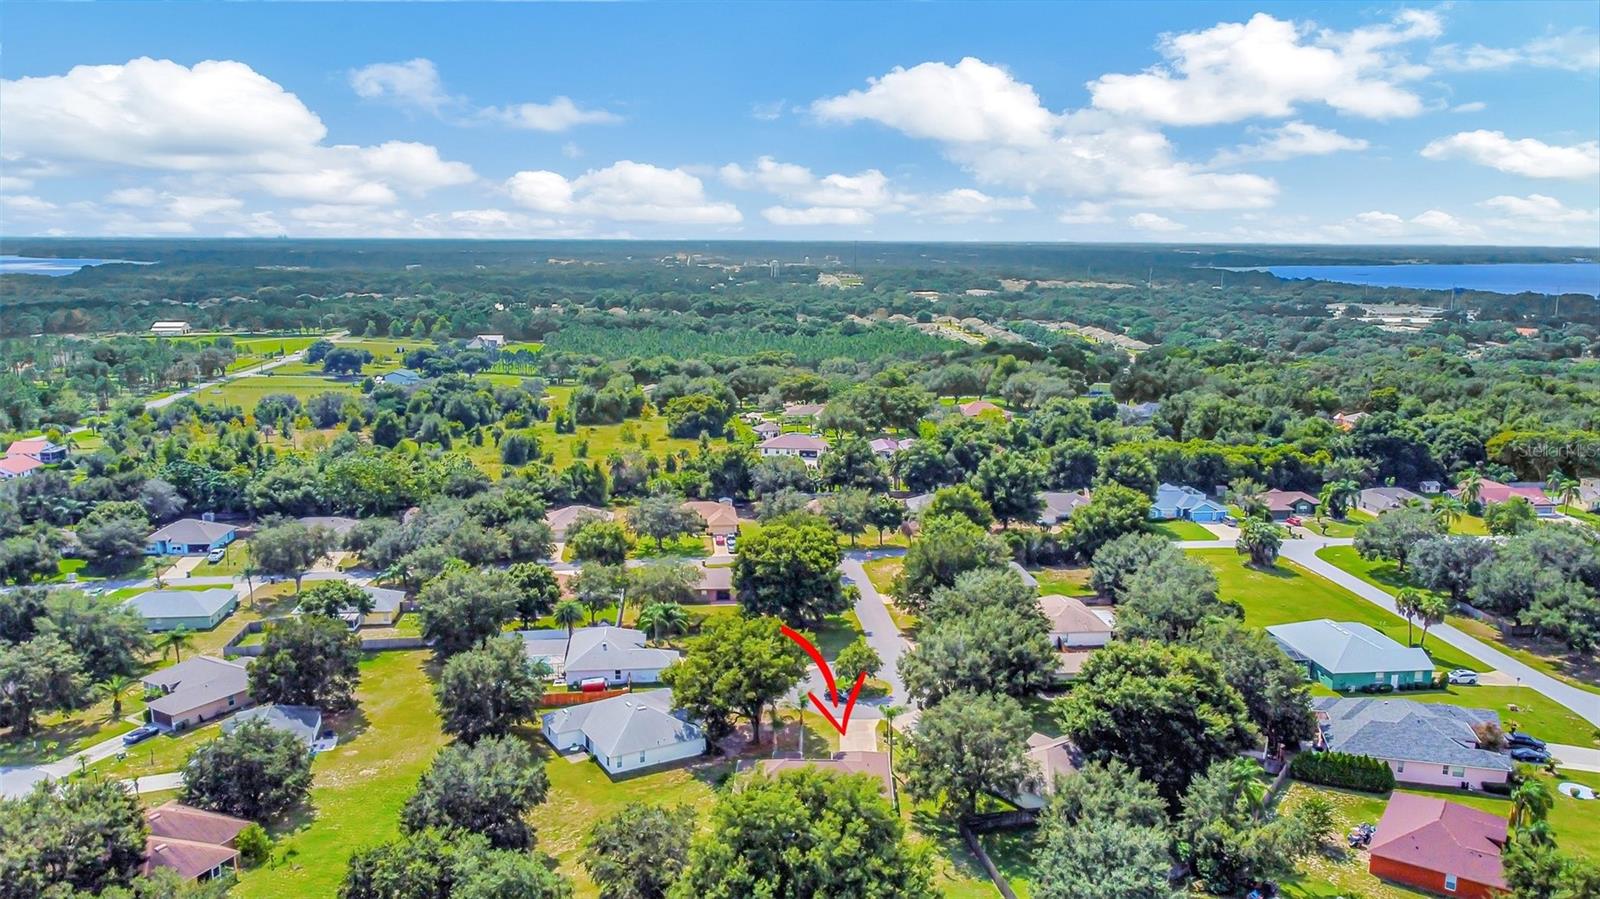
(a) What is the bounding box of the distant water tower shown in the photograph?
[769,259,780,277]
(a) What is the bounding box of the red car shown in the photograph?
[1285,515,1303,527]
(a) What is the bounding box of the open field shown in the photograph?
[193,373,365,408]
[235,651,448,898]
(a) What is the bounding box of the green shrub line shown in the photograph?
[1289,750,1396,793]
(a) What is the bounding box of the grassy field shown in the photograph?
[1560,505,1600,527]
[187,541,252,577]
[1318,546,1600,696]
[194,373,364,409]
[1032,566,1094,596]
[235,651,448,898]
[1148,519,1215,540]
[1190,549,1486,673]
[1449,514,1490,536]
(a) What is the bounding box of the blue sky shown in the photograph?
[2,1,1597,244]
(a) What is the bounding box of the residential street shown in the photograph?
[839,550,913,722]
[1,723,143,798]
[1280,537,1600,728]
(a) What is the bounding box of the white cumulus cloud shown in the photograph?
[506,161,741,224]
[349,58,452,113]
[1210,121,1369,166]
[1421,130,1600,180]
[1128,212,1185,232]
[482,96,621,132]
[1088,11,1440,125]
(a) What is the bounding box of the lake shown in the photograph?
[0,255,156,276]
[1229,262,1600,297]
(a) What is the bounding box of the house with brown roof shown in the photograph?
[757,433,829,465]
[545,505,613,540]
[693,563,734,603]
[141,657,251,732]
[1014,733,1080,809]
[142,801,251,883]
[957,399,1009,419]
[682,500,740,540]
[1038,595,1113,649]
[1368,793,1507,899]
[756,750,894,797]
[1261,489,1320,520]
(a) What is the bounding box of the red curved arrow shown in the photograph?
[780,624,867,736]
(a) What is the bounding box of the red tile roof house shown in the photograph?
[957,399,1011,419]
[143,801,252,883]
[1368,793,1508,899]
[1453,479,1556,517]
[6,437,68,464]
[0,454,44,479]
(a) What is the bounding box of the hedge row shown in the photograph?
[1290,751,1396,793]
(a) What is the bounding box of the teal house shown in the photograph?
[124,588,240,632]
[1267,619,1435,690]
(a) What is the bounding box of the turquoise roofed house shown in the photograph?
[1150,483,1229,523]
[1268,619,1436,691]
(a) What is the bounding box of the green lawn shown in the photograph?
[1318,546,1600,697]
[1189,549,1486,673]
[92,720,221,781]
[1303,512,1370,538]
[195,373,364,409]
[0,713,139,767]
[187,541,252,577]
[1147,519,1216,540]
[235,651,449,898]
[1449,514,1490,536]
[631,534,713,559]
[1560,505,1600,527]
[1031,566,1094,597]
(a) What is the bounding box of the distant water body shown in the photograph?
[0,255,156,276]
[1228,262,1600,297]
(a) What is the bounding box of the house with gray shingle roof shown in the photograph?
[1312,696,1512,790]
[541,689,705,775]
[518,626,680,687]
[146,519,238,556]
[124,588,239,632]
[142,657,251,732]
[1267,619,1436,690]
[222,704,322,748]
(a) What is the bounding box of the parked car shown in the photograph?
[122,724,160,746]
[1447,669,1479,685]
[1285,515,1303,527]
[206,548,226,563]
[1508,731,1547,750]
[1510,747,1552,764]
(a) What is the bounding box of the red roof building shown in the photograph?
[1368,793,1507,899]
[142,802,251,883]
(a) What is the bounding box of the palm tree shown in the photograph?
[1547,472,1581,514]
[553,599,585,638]
[1416,592,1449,648]
[1395,588,1424,645]
[1459,468,1484,509]
[1510,777,1553,831]
[792,691,809,757]
[1431,494,1465,532]
[881,702,903,810]
[637,602,689,642]
[1319,479,1359,520]
[158,627,195,662]
[94,674,136,720]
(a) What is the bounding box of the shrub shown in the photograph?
[235,822,272,867]
[1289,751,1396,793]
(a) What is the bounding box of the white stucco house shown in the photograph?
[1038,594,1114,649]
[541,689,705,775]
